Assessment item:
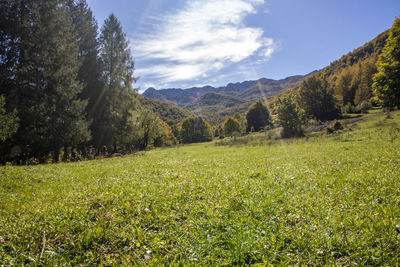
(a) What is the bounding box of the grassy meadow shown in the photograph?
[1,110,400,265]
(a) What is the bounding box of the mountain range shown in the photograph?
[142,74,314,124]
[143,74,312,107]
[141,28,389,126]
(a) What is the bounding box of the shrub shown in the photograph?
[326,120,344,134]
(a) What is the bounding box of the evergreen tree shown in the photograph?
[12,0,90,161]
[96,14,137,151]
[246,101,272,132]
[67,0,102,118]
[372,18,400,109]
[0,0,20,105]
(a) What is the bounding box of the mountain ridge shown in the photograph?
[142,73,314,108]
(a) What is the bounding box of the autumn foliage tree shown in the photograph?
[373,18,400,110]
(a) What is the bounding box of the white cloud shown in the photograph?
[132,0,274,87]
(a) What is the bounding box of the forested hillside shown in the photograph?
[137,95,193,126]
[270,28,391,131]
[322,31,389,78]
[184,92,245,124]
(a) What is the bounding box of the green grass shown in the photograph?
[1,110,400,265]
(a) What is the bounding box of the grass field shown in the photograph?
[1,110,400,265]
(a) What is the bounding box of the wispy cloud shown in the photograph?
[132,0,274,88]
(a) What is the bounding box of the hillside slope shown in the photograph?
[137,95,194,125]
[322,30,388,79]
[184,92,245,124]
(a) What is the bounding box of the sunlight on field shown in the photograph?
[1,110,400,265]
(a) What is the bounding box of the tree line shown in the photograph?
[0,1,398,165]
[0,0,175,164]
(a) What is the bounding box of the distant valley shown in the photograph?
[142,74,314,124]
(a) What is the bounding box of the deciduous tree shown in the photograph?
[180,117,213,144]
[372,18,400,109]
[276,94,304,138]
[246,101,272,132]
[223,117,241,137]
[298,75,339,121]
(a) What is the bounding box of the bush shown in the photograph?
[342,101,372,114]
[355,101,371,114]
[326,121,344,134]
[333,121,344,131]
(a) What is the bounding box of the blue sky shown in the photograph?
[86,0,400,91]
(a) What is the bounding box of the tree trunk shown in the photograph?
[53,148,59,163]
[62,146,68,162]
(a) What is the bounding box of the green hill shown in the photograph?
[137,95,194,125]
[184,92,245,124]
[185,92,244,111]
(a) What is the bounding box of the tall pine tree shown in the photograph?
[96,14,137,152]
[0,0,20,105]
[14,0,90,161]
[67,0,102,120]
